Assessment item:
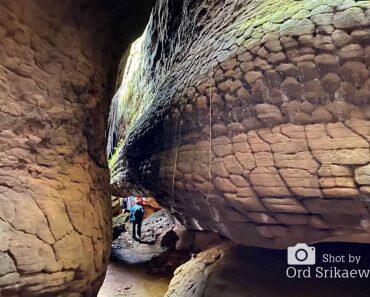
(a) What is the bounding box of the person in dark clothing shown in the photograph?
[130,197,144,239]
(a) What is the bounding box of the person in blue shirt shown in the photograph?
[130,197,144,239]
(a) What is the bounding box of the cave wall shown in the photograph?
[110,0,370,249]
[0,0,154,295]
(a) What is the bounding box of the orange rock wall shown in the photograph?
[111,0,370,249]
[158,121,370,248]
[0,1,114,295]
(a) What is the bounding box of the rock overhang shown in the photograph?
[109,0,370,249]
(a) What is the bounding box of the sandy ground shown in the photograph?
[98,261,171,297]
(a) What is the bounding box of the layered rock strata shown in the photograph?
[110,0,370,248]
[0,0,154,295]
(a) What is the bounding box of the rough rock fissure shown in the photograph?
[206,74,214,201]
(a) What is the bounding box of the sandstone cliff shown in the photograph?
[0,0,154,295]
[109,0,370,249]
[1,0,370,295]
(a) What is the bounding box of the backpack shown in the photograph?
[133,205,144,221]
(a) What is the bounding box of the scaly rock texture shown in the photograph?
[0,0,155,296]
[110,0,370,249]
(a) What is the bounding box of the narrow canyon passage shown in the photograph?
[1,0,370,296]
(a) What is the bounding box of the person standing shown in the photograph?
[130,197,144,239]
[122,195,136,213]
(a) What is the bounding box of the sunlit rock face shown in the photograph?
[0,0,154,295]
[110,0,370,249]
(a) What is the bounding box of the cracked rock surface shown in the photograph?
[0,0,155,295]
[110,0,370,249]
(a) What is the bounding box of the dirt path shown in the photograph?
[98,261,171,297]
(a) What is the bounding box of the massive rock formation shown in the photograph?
[109,0,370,249]
[1,0,369,295]
[0,0,154,295]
